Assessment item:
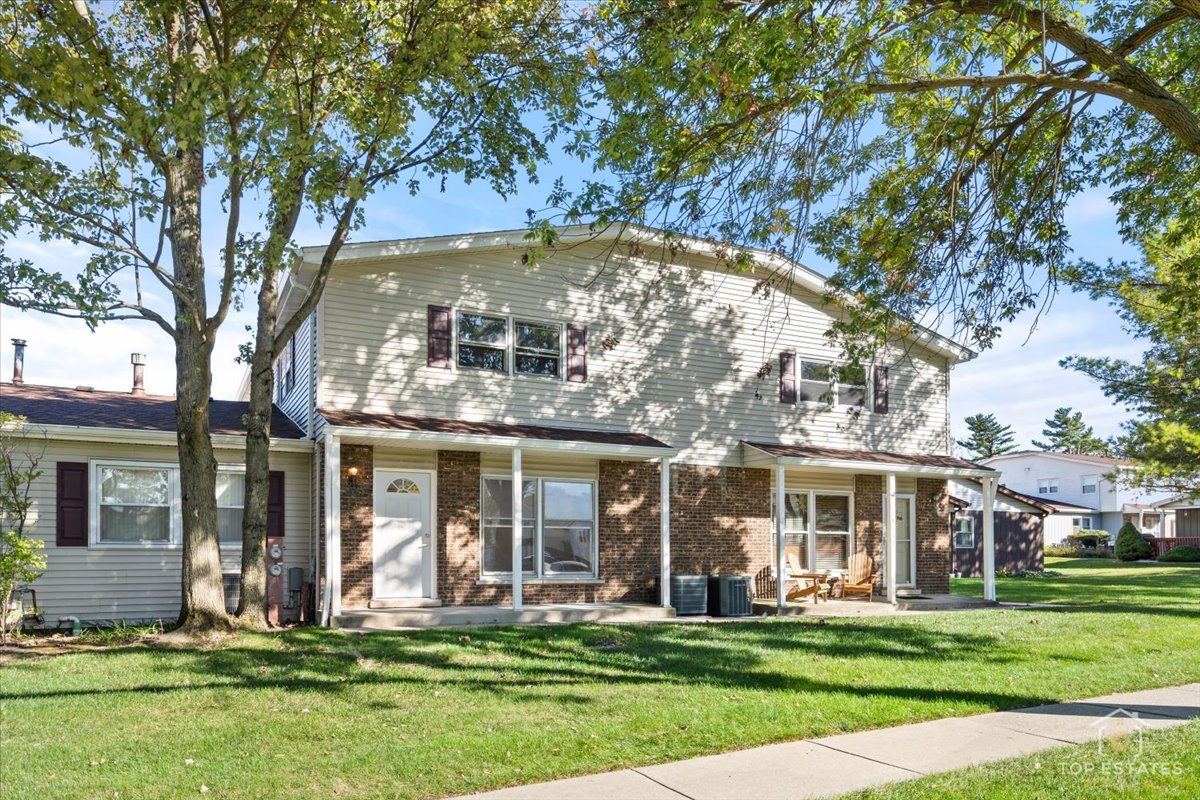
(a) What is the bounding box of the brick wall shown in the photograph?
[854,475,884,591]
[915,478,950,593]
[670,465,771,594]
[339,444,374,608]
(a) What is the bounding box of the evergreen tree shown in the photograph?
[1032,408,1107,455]
[957,414,1018,460]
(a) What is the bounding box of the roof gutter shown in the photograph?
[768,454,998,479]
[322,424,675,460]
[5,423,312,452]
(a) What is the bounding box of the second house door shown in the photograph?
[373,470,432,599]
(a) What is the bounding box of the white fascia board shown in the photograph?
[774,456,998,479]
[7,423,312,453]
[323,424,675,460]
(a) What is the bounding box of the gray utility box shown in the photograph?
[669,575,709,616]
[707,575,752,617]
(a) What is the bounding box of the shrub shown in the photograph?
[1159,544,1200,563]
[1045,543,1081,557]
[1115,522,1153,561]
[1077,547,1113,559]
[1067,530,1111,550]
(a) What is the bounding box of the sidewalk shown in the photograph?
[460,684,1200,800]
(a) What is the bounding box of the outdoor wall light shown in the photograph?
[346,466,360,496]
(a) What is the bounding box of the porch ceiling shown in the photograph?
[742,441,999,478]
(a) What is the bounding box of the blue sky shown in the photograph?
[0,151,1143,451]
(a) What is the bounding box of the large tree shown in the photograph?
[957,413,1018,459]
[0,1,579,632]
[1032,407,1108,455]
[558,1,1200,361]
[1063,231,1200,496]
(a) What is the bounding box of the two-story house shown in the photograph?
[2,225,1003,626]
[982,451,1176,544]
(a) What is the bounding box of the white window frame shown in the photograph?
[954,515,976,549]
[1081,474,1098,495]
[479,475,598,580]
[797,358,870,408]
[215,465,247,551]
[453,308,565,381]
[1071,516,1094,530]
[771,488,855,574]
[1038,478,1059,495]
[89,460,181,548]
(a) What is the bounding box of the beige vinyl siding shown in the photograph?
[317,243,950,467]
[479,453,599,480]
[13,437,312,623]
[276,312,316,434]
[373,447,438,472]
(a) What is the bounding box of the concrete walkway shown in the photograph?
[460,684,1200,800]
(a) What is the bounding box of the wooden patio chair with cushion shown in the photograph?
[785,553,829,604]
[841,552,878,601]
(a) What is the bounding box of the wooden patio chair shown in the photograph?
[841,553,878,602]
[785,553,829,604]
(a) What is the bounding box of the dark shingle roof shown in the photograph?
[1,383,305,439]
[319,407,671,449]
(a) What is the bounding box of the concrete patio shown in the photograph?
[459,683,1200,800]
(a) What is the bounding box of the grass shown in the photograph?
[1,559,1197,799]
[841,721,1200,799]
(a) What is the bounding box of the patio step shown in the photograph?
[332,602,676,630]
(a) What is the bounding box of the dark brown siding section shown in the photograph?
[1177,509,1200,537]
[952,510,1044,577]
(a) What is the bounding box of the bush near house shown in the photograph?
[1115,522,1154,561]
[1044,543,1113,558]
[1159,544,1200,563]
[1066,530,1111,550]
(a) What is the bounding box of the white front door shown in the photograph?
[373,470,432,599]
[894,495,916,588]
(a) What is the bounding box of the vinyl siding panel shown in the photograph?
[275,312,316,434]
[13,438,312,623]
[317,244,951,466]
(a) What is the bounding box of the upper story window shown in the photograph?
[1038,478,1059,494]
[276,333,295,401]
[799,360,833,403]
[1081,475,1098,494]
[837,365,868,407]
[455,311,564,379]
[514,320,562,377]
[457,312,509,372]
[797,359,867,407]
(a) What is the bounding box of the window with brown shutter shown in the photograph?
[56,461,88,547]
[873,365,889,413]
[779,351,797,404]
[427,305,452,368]
[267,470,285,537]
[566,323,588,382]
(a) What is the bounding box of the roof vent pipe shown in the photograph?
[131,353,146,395]
[11,339,26,384]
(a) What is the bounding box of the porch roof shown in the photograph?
[319,408,675,459]
[742,441,998,478]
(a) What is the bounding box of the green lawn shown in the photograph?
[841,721,1200,799]
[2,559,1198,799]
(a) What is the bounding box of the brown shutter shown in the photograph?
[779,352,797,404]
[56,462,88,547]
[267,470,285,538]
[873,365,889,413]
[566,323,588,382]
[427,305,452,368]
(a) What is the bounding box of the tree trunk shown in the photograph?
[170,140,232,635]
[235,265,280,628]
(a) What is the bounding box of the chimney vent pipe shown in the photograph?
[131,353,146,395]
[11,339,26,384]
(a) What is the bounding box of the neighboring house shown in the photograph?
[3,225,1004,625]
[982,451,1175,544]
[949,481,1051,576]
[1155,495,1200,537]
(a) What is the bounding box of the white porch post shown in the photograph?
[660,456,672,609]
[775,462,786,609]
[512,447,523,611]
[885,471,898,605]
[982,474,997,602]
[325,433,342,621]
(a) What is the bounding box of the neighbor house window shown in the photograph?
[216,470,246,547]
[954,516,975,549]
[1038,478,1059,494]
[771,491,810,571]
[514,320,562,378]
[95,463,177,545]
[1081,475,1098,494]
[772,490,853,572]
[457,312,509,372]
[481,477,597,579]
[1071,516,1093,530]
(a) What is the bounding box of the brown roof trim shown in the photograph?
[1,382,305,439]
[744,441,991,472]
[319,408,672,449]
